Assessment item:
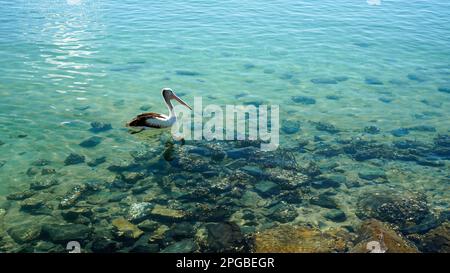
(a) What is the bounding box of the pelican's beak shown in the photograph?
[172,93,192,110]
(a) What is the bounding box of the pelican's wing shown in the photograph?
[126,112,166,128]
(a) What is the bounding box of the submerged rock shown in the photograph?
[41,167,56,175]
[408,125,436,132]
[311,174,345,189]
[313,121,340,134]
[254,180,280,197]
[226,147,258,159]
[391,128,409,137]
[89,121,112,132]
[175,70,200,76]
[435,134,450,147]
[121,171,147,183]
[61,207,93,222]
[32,159,51,166]
[326,95,340,100]
[201,222,248,252]
[324,209,347,222]
[407,73,426,82]
[310,194,338,209]
[166,222,195,241]
[254,225,349,253]
[356,190,435,232]
[281,120,300,134]
[150,205,185,222]
[350,219,419,253]
[291,96,316,105]
[8,224,42,244]
[311,78,338,84]
[112,217,144,240]
[41,223,92,243]
[79,136,102,148]
[127,202,153,223]
[59,184,91,209]
[437,86,450,94]
[26,167,40,176]
[267,201,298,223]
[416,221,450,253]
[64,153,85,165]
[7,190,35,201]
[20,197,45,211]
[87,156,107,167]
[265,168,309,189]
[139,104,151,111]
[379,97,392,103]
[364,125,381,134]
[161,239,198,253]
[365,77,383,85]
[30,178,59,190]
[334,76,349,82]
[137,220,159,232]
[358,168,386,180]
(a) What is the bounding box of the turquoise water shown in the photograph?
[0,0,449,252]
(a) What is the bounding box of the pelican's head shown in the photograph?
[162,88,192,110]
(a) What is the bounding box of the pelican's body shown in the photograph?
[126,88,191,134]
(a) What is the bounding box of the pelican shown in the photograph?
[126,88,192,136]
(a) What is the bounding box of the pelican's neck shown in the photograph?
[164,95,175,118]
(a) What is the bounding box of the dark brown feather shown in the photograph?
[126,112,165,128]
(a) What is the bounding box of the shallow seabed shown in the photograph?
[0,0,449,253]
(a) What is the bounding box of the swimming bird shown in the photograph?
[126,88,192,135]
